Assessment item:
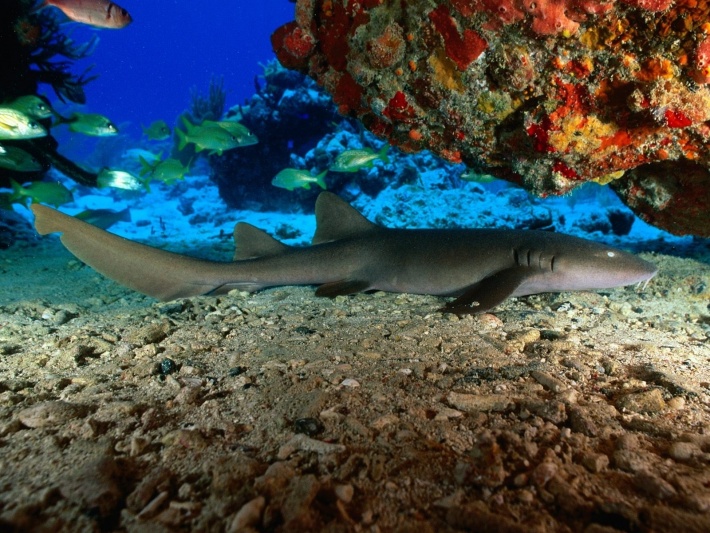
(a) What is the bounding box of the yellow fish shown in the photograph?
[0,146,44,172]
[330,144,390,173]
[202,120,258,147]
[460,170,498,183]
[142,120,171,141]
[0,108,47,140]
[177,118,243,156]
[62,112,118,136]
[10,179,73,207]
[272,169,327,191]
[4,95,54,120]
[97,169,147,191]
[139,156,189,185]
[75,208,131,230]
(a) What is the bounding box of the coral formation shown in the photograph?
[272,0,710,236]
[208,61,339,209]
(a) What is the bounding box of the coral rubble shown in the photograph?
[272,0,710,236]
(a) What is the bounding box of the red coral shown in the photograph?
[366,23,405,69]
[552,160,580,179]
[693,35,710,84]
[520,0,580,35]
[428,5,488,70]
[526,116,555,152]
[383,91,417,122]
[333,72,365,115]
[271,22,315,70]
[619,0,673,11]
[664,109,692,128]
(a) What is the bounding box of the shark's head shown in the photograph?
[548,237,658,292]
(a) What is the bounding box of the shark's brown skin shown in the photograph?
[31,192,658,314]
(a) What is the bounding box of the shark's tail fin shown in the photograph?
[31,204,231,301]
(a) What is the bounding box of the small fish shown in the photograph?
[0,107,47,140]
[330,144,390,173]
[272,168,327,191]
[41,0,133,29]
[4,95,54,120]
[0,146,44,172]
[176,117,246,155]
[75,207,131,229]
[460,170,498,183]
[10,179,73,207]
[139,156,189,185]
[97,168,147,191]
[61,112,118,136]
[142,120,171,141]
[202,120,258,147]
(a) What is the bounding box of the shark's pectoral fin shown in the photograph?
[315,279,371,298]
[442,267,530,315]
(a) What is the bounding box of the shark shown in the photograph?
[31,192,658,314]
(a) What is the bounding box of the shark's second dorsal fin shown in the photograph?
[233,222,289,261]
[312,192,377,245]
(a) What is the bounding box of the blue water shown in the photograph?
[64,1,294,137]
[3,0,708,264]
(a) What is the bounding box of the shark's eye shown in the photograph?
[607,251,615,257]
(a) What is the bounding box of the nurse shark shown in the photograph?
[31,192,657,314]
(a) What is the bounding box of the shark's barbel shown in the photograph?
[31,193,657,314]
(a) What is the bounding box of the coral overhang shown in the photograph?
[272,0,710,236]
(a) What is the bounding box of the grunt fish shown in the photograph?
[4,95,54,120]
[0,146,44,172]
[330,144,390,173]
[272,168,328,191]
[0,108,47,140]
[61,112,118,136]
[75,207,131,230]
[97,168,146,191]
[142,120,171,141]
[10,179,73,207]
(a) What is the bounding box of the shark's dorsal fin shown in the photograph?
[233,222,289,261]
[312,192,377,245]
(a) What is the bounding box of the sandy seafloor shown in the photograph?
[1,169,709,532]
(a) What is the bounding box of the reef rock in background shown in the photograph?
[209,62,337,209]
[272,0,710,236]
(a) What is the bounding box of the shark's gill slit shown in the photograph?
[513,249,519,265]
[550,256,555,272]
[526,249,532,266]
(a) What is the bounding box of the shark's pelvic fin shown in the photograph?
[312,192,377,245]
[233,222,289,261]
[315,279,371,297]
[441,267,530,315]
